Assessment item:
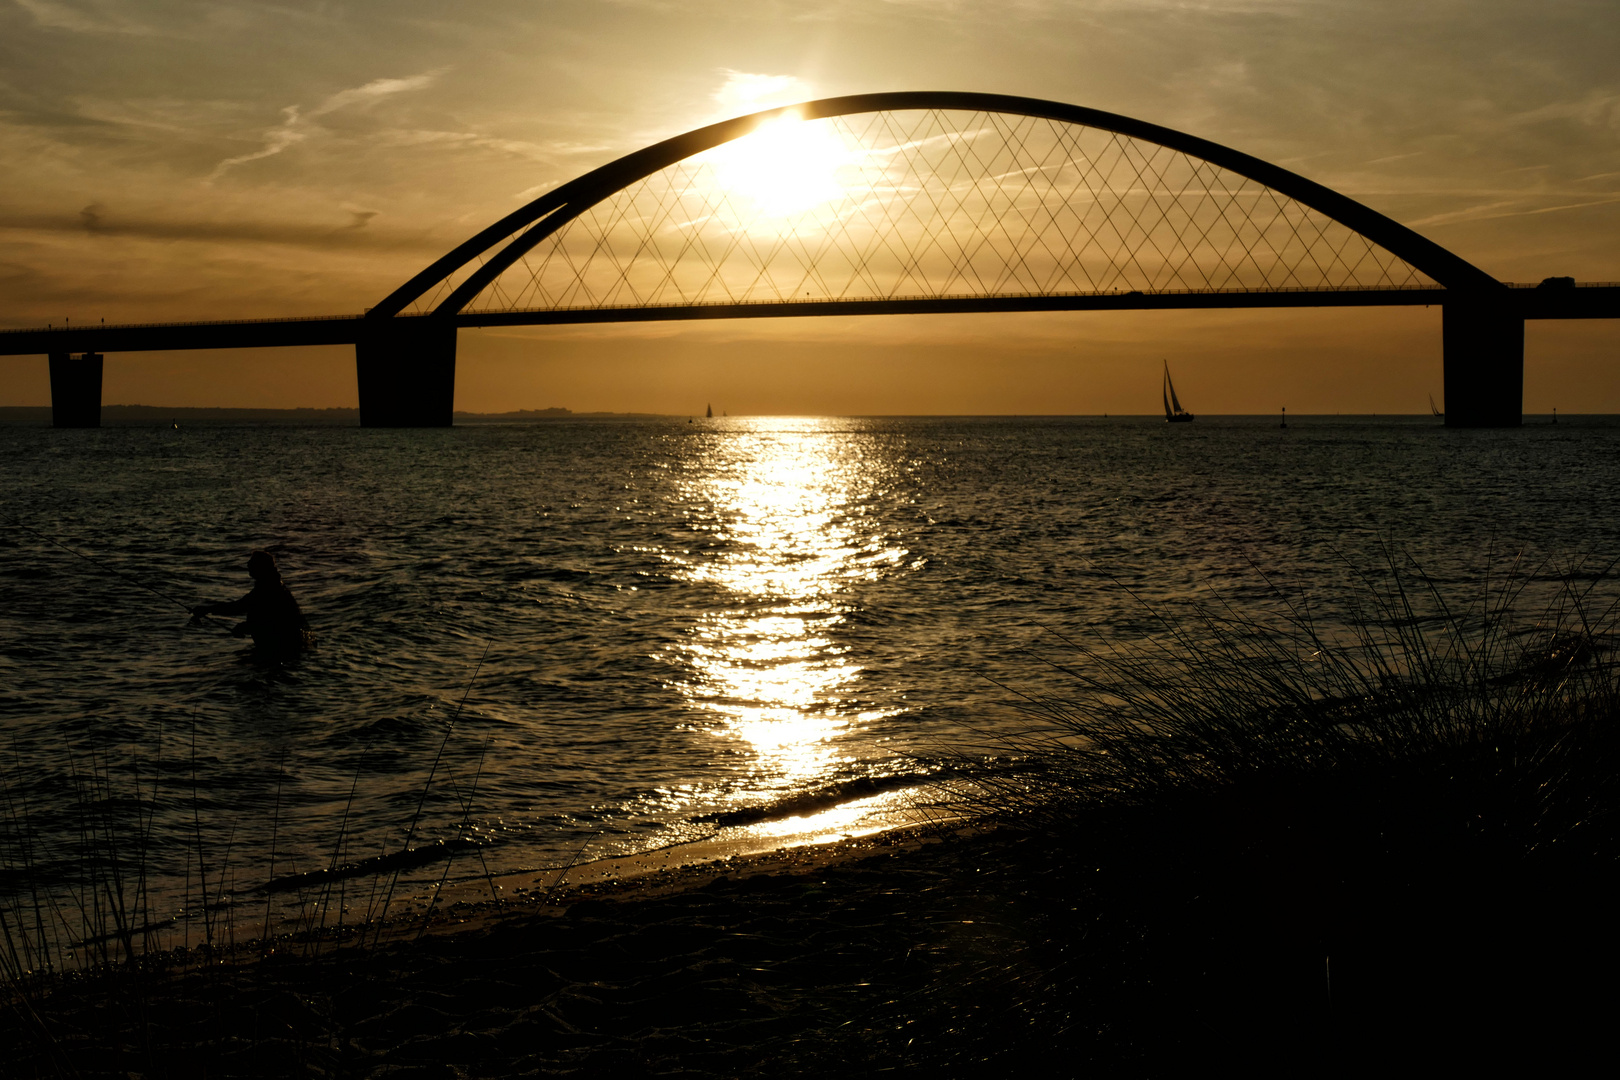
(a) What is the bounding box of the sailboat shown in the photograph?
[1429,394,1443,419]
[1163,361,1194,423]
[706,403,713,418]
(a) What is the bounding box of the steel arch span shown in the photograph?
[357,92,1518,426]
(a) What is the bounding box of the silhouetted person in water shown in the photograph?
[192,550,309,654]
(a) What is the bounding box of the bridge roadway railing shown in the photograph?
[6,284,1618,427]
[0,313,367,355]
[458,283,1620,327]
[6,283,1619,355]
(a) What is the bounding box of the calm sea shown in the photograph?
[3,414,1619,942]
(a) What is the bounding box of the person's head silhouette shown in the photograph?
[247,550,278,582]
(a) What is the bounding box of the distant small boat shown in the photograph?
[706,403,713,418]
[1163,362,1194,423]
[1430,394,1443,419]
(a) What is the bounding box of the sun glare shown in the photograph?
[707,111,855,217]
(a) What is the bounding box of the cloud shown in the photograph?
[205,105,306,182]
[513,181,560,202]
[1503,91,1620,139]
[368,127,584,163]
[713,71,814,115]
[0,206,430,250]
[309,73,441,119]
[204,71,442,183]
[1407,194,1620,229]
[13,0,154,36]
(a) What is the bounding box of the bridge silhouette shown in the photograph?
[5,92,1617,427]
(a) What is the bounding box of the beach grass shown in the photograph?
[914,551,1620,1069]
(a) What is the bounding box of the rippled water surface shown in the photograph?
[3,414,1619,937]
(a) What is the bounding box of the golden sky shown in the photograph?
[2,0,1618,414]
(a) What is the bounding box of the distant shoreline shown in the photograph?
[0,407,1599,423]
[0,405,669,423]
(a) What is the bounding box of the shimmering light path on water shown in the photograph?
[3,415,1619,941]
[664,418,909,806]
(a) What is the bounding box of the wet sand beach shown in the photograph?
[9,806,1614,1078]
[8,826,1051,1078]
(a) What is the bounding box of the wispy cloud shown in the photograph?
[1504,91,1620,132]
[309,73,440,118]
[1407,193,1620,228]
[0,206,432,249]
[513,181,559,202]
[368,127,592,163]
[205,104,305,182]
[205,71,442,183]
[13,0,155,36]
[713,71,814,116]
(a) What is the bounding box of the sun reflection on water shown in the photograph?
[663,417,906,804]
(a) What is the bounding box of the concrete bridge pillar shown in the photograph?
[49,352,103,428]
[355,317,457,427]
[1442,298,1523,427]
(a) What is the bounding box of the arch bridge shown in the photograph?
[10,92,1619,426]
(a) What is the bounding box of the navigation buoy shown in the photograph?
[1280,406,1287,429]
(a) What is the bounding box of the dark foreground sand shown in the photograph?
[5,820,1613,1078]
[9,827,1051,1078]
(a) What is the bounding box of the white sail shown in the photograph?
[1163,361,1193,421]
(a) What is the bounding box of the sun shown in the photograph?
[706,110,856,218]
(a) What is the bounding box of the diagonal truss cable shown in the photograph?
[370,92,1502,327]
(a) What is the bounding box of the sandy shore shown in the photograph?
[7,810,1610,1077]
[7,824,1048,1078]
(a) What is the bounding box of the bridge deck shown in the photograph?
[2,285,1616,356]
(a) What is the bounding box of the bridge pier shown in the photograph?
[48,352,103,428]
[355,317,457,427]
[1442,299,1522,427]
